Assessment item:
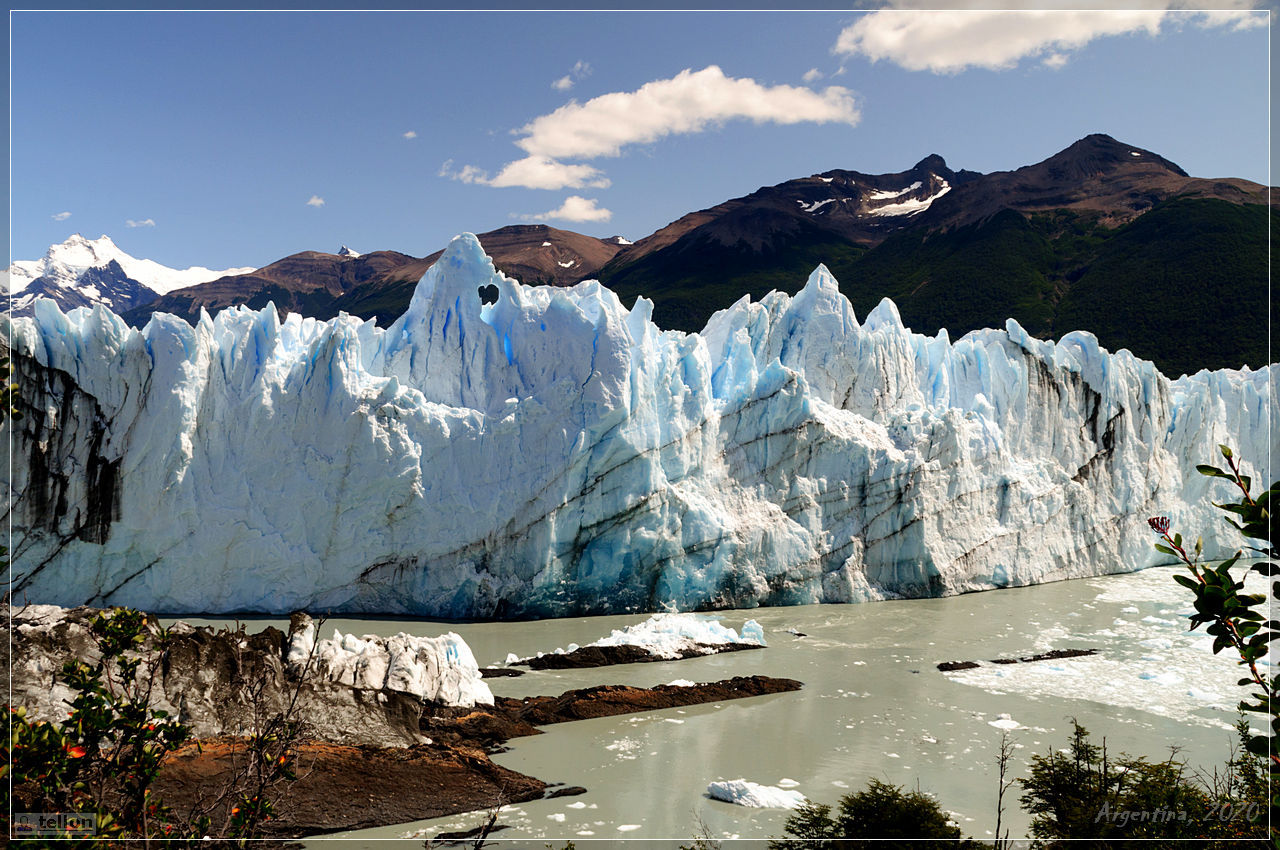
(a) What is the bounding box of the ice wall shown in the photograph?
[5,233,1274,617]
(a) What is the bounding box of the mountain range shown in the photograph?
[9,134,1272,377]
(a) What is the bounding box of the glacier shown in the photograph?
[4,232,1274,617]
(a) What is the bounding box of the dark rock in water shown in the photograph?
[435,823,511,841]
[499,675,801,726]
[936,660,980,671]
[937,648,1098,671]
[517,640,764,670]
[421,675,801,750]
[545,785,589,799]
[1015,648,1098,663]
[480,666,525,678]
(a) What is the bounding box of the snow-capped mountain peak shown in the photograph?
[7,233,255,316]
[337,245,361,258]
[43,233,122,268]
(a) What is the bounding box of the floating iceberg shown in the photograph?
[587,613,765,659]
[4,233,1275,617]
[708,779,807,808]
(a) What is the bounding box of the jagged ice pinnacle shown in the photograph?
[5,233,1274,617]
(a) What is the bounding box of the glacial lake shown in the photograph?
[173,566,1265,846]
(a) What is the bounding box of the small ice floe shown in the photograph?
[1186,687,1221,703]
[1120,606,1139,614]
[777,778,800,788]
[988,713,1021,730]
[1138,671,1181,685]
[666,679,697,687]
[708,779,806,809]
[547,813,566,822]
[617,824,642,832]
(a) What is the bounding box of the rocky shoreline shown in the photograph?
[150,673,802,836]
[6,604,800,838]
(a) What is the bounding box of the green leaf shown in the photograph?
[1155,543,1177,556]
[1198,464,1229,478]
[1219,444,1233,459]
[1172,574,1199,590]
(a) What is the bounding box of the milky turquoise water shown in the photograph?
[175,566,1264,846]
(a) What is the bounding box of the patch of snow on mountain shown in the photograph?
[558,260,576,268]
[798,198,838,214]
[869,180,951,217]
[867,181,923,201]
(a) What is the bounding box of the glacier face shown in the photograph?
[5,233,1274,617]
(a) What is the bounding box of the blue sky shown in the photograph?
[9,7,1272,271]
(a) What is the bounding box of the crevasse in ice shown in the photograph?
[5,233,1274,616]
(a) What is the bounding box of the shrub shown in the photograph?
[1147,444,1277,836]
[769,778,976,849]
[5,608,192,844]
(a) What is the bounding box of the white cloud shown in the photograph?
[403,130,418,139]
[126,218,156,228]
[518,195,612,223]
[439,159,501,185]
[489,156,610,190]
[441,155,609,191]
[833,6,1267,74]
[516,65,859,161]
[449,65,859,192]
[552,59,592,91]
[306,195,325,207]
[51,211,71,221]
[803,68,824,83]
